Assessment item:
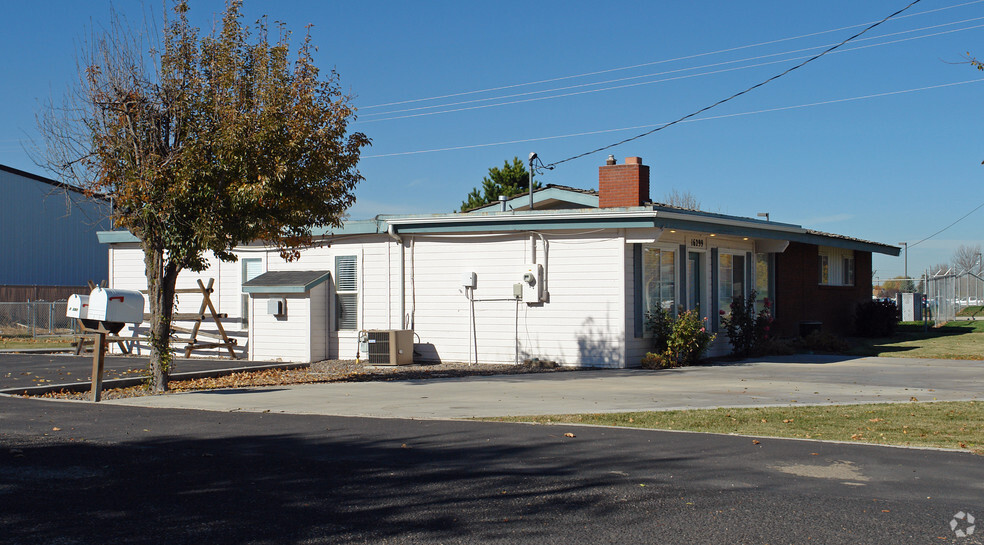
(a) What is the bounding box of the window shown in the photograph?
[755,253,773,313]
[643,248,676,332]
[241,258,263,326]
[718,253,745,323]
[843,255,855,286]
[818,247,855,286]
[335,255,358,330]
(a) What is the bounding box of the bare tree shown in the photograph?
[952,244,983,275]
[663,189,701,210]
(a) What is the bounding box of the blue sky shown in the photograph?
[2,1,983,281]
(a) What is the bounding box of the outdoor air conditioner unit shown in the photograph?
[363,329,414,365]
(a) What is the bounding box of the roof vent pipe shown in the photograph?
[498,195,508,211]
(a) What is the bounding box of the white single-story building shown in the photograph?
[97,156,899,367]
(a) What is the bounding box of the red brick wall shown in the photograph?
[773,242,872,337]
[599,157,650,208]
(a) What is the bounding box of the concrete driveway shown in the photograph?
[106,354,984,418]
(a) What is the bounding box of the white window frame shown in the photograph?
[241,258,263,327]
[718,250,746,323]
[818,246,855,286]
[335,255,358,331]
[642,245,678,336]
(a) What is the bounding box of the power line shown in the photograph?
[360,15,984,120]
[357,20,984,124]
[909,200,984,249]
[543,0,925,169]
[358,0,980,111]
[361,78,984,158]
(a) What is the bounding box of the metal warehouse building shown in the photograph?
[0,164,110,293]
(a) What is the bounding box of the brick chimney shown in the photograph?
[599,156,650,208]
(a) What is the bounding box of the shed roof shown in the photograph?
[242,270,331,294]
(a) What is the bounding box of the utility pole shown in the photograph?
[898,241,908,288]
[528,152,537,211]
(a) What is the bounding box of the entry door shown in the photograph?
[687,252,702,311]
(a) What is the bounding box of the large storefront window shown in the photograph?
[718,253,745,322]
[643,248,676,331]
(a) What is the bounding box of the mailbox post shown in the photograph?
[90,327,108,403]
[68,288,145,402]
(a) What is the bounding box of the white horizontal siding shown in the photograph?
[107,231,632,366]
[251,293,311,362]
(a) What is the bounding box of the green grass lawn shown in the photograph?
[0,336,74,350]
[484,401,984,454]
[848,321,984,360]
[957,305,983,317]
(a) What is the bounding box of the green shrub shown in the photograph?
[855,299,899,337]
[642,308,715,368]
[644,304,673,355]
[720,291,773,358]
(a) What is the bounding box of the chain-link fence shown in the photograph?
[924,272,984,325]
[0,301,78,338]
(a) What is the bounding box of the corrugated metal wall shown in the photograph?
[0,167,111,286]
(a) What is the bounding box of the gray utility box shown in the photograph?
[898,292,923,322]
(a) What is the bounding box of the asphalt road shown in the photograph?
[0,353,266,391]
[108,355,984,419]
[2,395,982,545]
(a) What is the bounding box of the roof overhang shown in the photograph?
[98,207,900,257]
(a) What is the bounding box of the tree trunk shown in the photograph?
[144,244,179,393]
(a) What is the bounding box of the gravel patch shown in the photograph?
[32,359,586,401]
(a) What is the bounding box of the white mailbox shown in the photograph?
[87,288,145,324]
[66,294,90,319]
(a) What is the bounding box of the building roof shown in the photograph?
[0,163,109,200]
[466,184,599,212]
[98,185,900,257]
[242,270,331,294]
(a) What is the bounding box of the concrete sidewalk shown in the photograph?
[104,355,984,419]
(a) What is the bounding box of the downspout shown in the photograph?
[387,223,406,330]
